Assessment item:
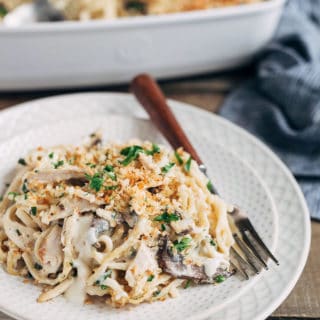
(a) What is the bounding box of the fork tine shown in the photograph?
[241,230,268,270]
[229,259,249,281]
[230,247,251,279]
[244,220,279,265]
[233,234,261,274]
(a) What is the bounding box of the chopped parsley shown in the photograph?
[100,285,108,290]
[130,247,137,258]
[161,223,166,232]
[104,165,117,181]
[145,143,160,156]
[18,158,27,166]
[85,173,104,192]
[104,185,118,191]
[53,160,64,169]
[22,179,28,193]
[120,144,160,166]
[161,162,175,174]
[153,290,161,297]
[30,207,37,216]
[85,162,96,168]
[16,229,21,236]
[174,151,183,165]
[125,1,146,14]
[34,263,43,270]
[0,196,3,202]
[184,280,191,289]
[207,180,215,193]
[154,211,180,223]
[184,156,192,172]
[95,270,112,286]
[147,275,154,282]
[8,192,20,200]
[48,152,54,159]
[210,239,216,246]
[173,237,192,252]
[119,145,144,166]
[215,275,225,283]
[0,5,8,17]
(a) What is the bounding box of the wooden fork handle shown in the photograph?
[130,74,203,164]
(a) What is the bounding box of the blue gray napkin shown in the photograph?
[220,0,320,220]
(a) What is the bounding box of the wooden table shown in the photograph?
[0,70,319,320]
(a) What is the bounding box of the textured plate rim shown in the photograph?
[0,114,278,320]
[0,92,311,320]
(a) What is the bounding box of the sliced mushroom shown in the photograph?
[26,169,86,184]
[87,218,110,245]
[157,237,207,283]
[158,237,233,284]
[122,211,138,229]
[170,218,194,235]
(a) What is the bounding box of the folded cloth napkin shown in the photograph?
[220,0,320,220]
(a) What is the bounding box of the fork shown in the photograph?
[130,73,279,279]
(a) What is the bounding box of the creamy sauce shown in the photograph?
[125,242,158,287]
[64,214,93,303]
[203,256,229,278]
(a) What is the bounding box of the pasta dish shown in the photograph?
[0,134,234,307]
[0,0,264,22]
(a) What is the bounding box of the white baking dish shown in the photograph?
[0,0,285,91]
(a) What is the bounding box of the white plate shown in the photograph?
[0,93,310,320]
[0,0,284,90]
[0,115,276,320]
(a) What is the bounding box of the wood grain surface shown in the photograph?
[0,70,318,319]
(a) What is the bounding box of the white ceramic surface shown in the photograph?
[0,93,310,320]
[0,0,284,91]
[0,115,276,320]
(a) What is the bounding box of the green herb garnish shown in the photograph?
[173,237,192,252]
[34,263,43,270]
[85,162,96,168]
[100,285,108,290]
[174,151,183,165]
[125,1,146,13]
[30,206,37,216]
[104,185,118,191]
[48,152,54,159]
[18,158,27,166]
[85,173,104,192]
[147,275,154,282]
[161,162,175,174]
[120,144,160,166]
[16,229,21,236]
[145,144,160,156]
[210,239,216,246]
[153,290,161,297]
[53,160,64,169]
[8,192,20,200]
[119,145,144,166]
[161,224,166,231]
[207,180,215,193]
[95,270,112,286]
[184,280,191,289]
[184,156,192,172]
[104,165,117,181]
[154,211,180,223]
[215,275,225,283]
[0,5,8,17]
[22,179,28,193]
